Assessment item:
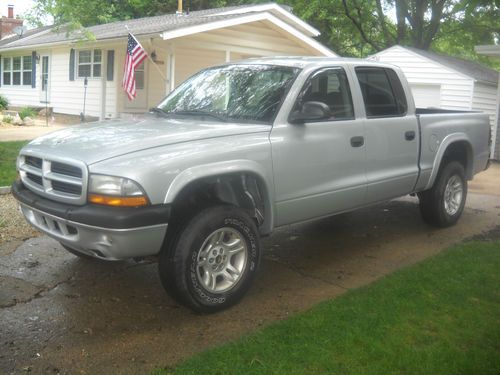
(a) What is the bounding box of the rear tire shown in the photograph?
[418,161,467,227]
[158,205,261,313]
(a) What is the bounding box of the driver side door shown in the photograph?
[270,67,367,226]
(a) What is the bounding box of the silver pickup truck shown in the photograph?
[13,57,491,312]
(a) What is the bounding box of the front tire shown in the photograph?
[158,205,261,313]
[418,161,467,227]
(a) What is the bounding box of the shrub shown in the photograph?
[3,115,13,123]
[0,94,8,110]
[19,107,36,120]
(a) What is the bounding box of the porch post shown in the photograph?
[100,50,107,120]
[166,44,175,94]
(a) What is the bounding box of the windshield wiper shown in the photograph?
[149,107,169,117]
[167,110,227,122]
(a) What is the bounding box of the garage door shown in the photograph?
[410,84,441,108]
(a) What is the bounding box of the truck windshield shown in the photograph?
[157,65,300,124]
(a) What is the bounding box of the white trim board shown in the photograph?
[211,3,320,37]
[161,13,336,57]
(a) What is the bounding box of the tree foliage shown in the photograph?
[24,0,499,67]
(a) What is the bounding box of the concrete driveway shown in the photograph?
[1,165,499,374]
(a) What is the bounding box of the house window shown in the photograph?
[3,58,11,85]
[12,57,21,85]
[135,62,145,89]
[2,56,33,86]
[77,49,101,78]
[23,56,32,86]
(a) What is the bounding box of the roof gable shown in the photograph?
[374,45,498,85]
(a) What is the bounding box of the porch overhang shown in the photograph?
[160,12,336,57]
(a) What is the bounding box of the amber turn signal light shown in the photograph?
[88,194,149,207]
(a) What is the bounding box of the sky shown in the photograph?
[1,0,35,18]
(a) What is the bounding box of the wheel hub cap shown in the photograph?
[196,227,248,294]
[444,175,463,216]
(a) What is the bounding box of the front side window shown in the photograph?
[294,67,354,121]
[2,56,33,86]
[77,49,101,78]
[355,67,407,117]
[157,64,300,124]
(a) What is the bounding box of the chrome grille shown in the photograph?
[51,180,82,195]
[51,161,83,178]
[25,156,43,168]
[18,153,88,205]
[26,172,43,186]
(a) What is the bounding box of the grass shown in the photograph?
[0,141,27,186]
[155,240,500,375]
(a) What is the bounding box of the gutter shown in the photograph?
[0,32,161,53]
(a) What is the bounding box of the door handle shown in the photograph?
[350,136,364,147]
[405,131,416,141]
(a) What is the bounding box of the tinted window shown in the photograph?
[385,68,407,114]
[296,67,354,120]
[355,67,407,117]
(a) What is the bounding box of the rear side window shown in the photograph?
[296,67,354,121]
[355,67,407,117]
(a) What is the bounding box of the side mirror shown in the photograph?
[289,101,331,124]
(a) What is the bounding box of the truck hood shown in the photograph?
[25,114,271,165]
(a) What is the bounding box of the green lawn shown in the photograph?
[155,240,500,375]
[0,141,26,186]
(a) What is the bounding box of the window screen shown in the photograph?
[355,67,407,117]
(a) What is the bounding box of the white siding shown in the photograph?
[409,84,441,108]
[0,50,46,107]
[472,81,498,130]
[174,48,225,87]
[374,46,474,111]
[48,47,101,117]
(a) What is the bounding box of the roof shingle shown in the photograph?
[0,3,291,50]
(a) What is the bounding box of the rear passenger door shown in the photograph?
[354,67,419,203]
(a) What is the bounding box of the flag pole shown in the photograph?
[124,25,168,82]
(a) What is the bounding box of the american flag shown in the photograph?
[122,33,148,100]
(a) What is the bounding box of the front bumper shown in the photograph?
[12,181,170,260]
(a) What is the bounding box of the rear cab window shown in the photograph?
[355,67,407,117]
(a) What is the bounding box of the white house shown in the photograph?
[371,45,499,159]
[475,44,500,160]
[0,3,335,120]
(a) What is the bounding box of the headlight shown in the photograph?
[88,174,149,207]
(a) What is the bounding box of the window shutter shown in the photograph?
[69,49,75,81]
[0,55,2,87]
[31,51,36,88]
[107,50,114,81]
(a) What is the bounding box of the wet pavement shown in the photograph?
[1,185,500,373]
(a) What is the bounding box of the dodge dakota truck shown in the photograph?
[12,57,491,312]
